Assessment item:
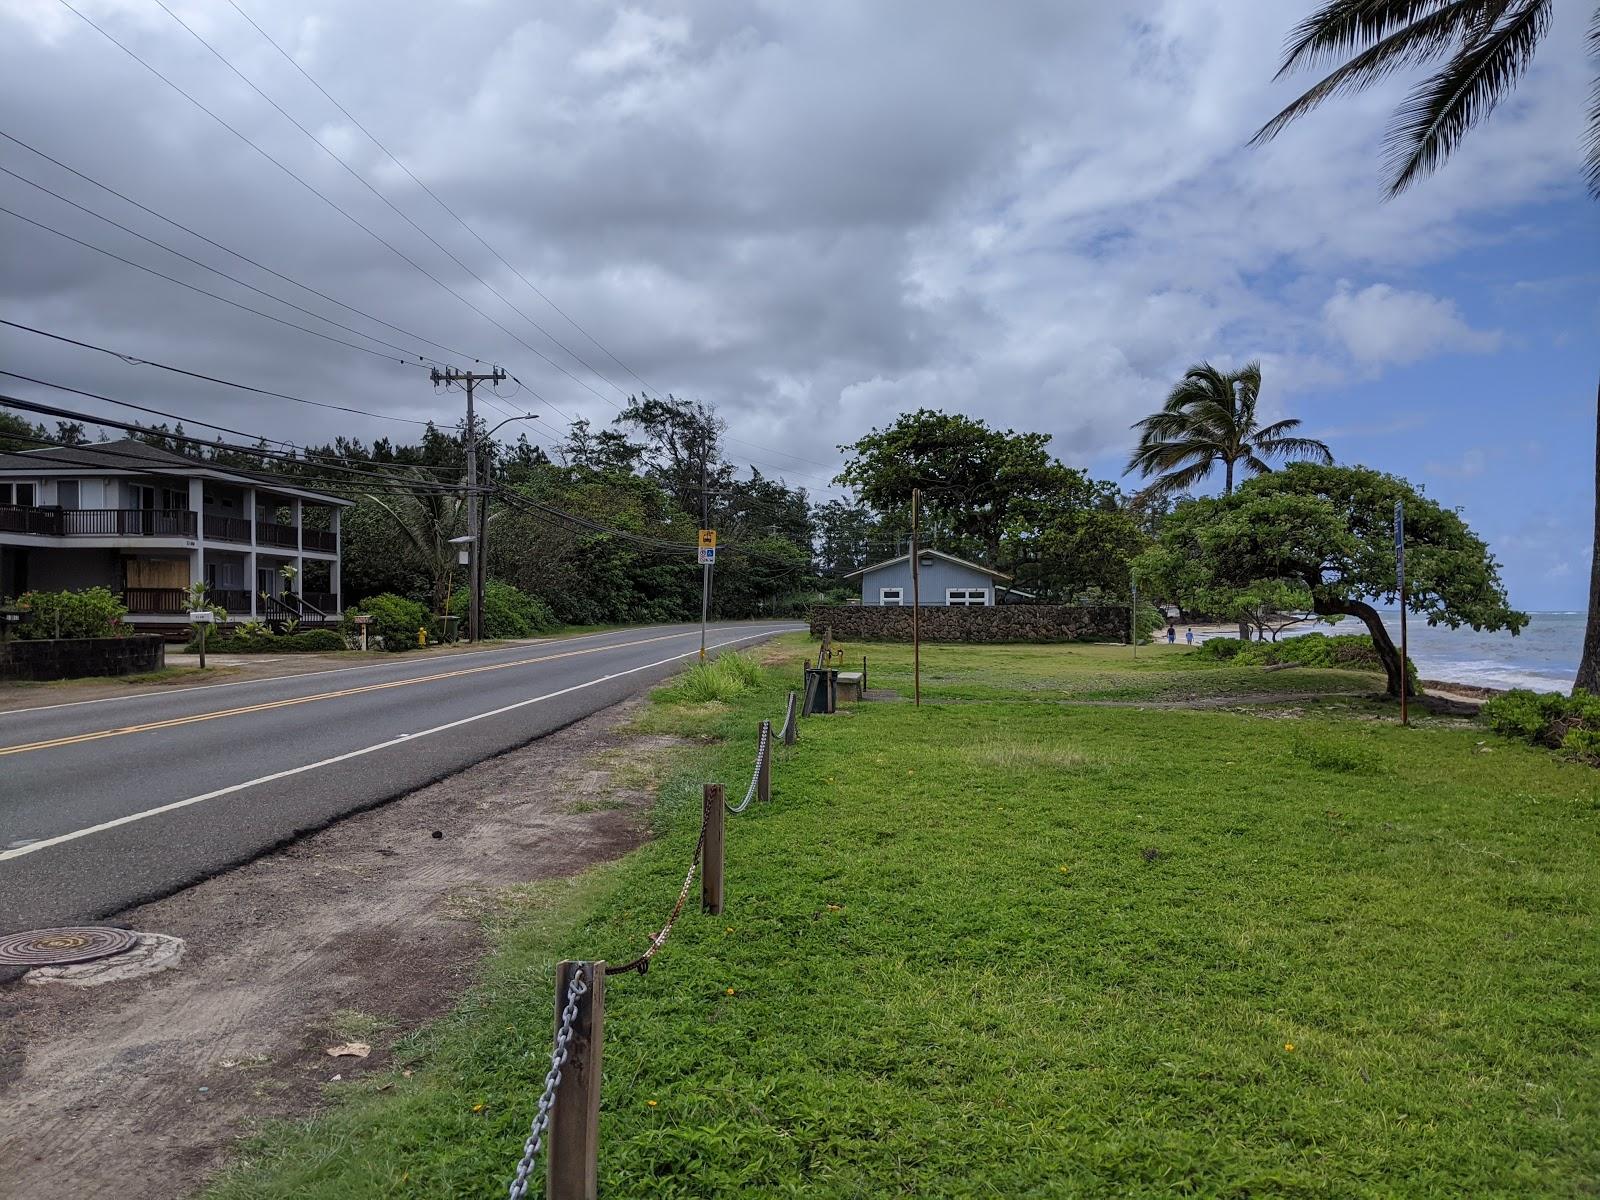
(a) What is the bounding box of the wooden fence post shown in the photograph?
[702,784,724,915]
[758,720,772,803]
[546,959,605,1200]
[784,692,798,745]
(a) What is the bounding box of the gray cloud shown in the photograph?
[0,0,1591,493]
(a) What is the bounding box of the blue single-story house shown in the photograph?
[844,549,1032,606]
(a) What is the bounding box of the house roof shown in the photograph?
[0,439,354,506]
[843,548,1014,583]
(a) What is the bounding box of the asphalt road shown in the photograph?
[0,621,801,934]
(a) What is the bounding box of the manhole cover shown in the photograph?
[0,927,138,967]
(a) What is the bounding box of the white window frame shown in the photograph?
[878,587,904,606]
[0,482,36,506]
[945,587,990,607]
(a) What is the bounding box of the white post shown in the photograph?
[246,486,258,619]
[188,478,205,599]
[331,508,342,613]
[291,497,304,601]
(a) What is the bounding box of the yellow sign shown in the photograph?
[698,529,717,549]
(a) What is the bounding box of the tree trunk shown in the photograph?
[1315,595,1404,696]
[1575,376,1600,695]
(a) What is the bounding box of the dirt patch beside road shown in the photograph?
[0,695,681,1200]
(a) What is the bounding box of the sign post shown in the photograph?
[188,610,216,670]
[698,530,717,661]
[1395,500,1407,727]
[1130,578,1138,659]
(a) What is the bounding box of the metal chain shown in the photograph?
[606,825,705,976]
[507,965,588,1200]
[725,721,769,814]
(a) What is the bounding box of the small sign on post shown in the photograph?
[353,613,371,652]
[697,546,716,565]
[698,529,717,550]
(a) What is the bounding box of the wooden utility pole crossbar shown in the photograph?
[546,959,605,1200]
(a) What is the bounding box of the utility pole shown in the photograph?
[911,487,921,707]
[431,366,505,643]
[699,460,711,661]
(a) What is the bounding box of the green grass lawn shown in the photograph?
[209,635,1599,1198]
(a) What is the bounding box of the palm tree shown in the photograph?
[1125,361,1334,501]
[364,469,468,615]
[1251,0,1600,693]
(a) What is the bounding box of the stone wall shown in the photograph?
[0,635,165,682]
[808,604,1129,644]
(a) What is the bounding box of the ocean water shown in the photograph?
[1201,611,1585,693]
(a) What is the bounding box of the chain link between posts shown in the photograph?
[725,721,770,814]
[506,965,588,1200]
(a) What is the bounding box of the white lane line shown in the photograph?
[0,625,746,720]
[0,630,790,863]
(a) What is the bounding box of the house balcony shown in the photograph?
[0,506,197,538]
[256,520,299,549]
[302,528,337,553]
[204,514,253,544]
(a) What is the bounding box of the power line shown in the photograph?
[0,165,456,367]
[1,319,435,427]
[0,204,444,370]
[0,390,471,493]
[225,0,658,399]
[148,0,637,414]
[203,2,843,485]
[55,0,594,411]
[0,129,491,367]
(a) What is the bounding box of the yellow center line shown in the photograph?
[0,630,696,759]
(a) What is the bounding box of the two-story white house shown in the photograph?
[0,439,350,631]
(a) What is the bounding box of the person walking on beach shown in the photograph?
[1166,624,1176,643]
[1185,628,1194,644]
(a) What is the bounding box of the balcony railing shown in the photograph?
[302,591,338,613]
[124,587,189,615]
[302,528,337,553]
[205,513,252,543]
[209,589,252,613]
[71,509,197,537]
[257,520,299,548]
[0,507,197,537]
[0,505,61,535]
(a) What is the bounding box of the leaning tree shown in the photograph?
[1250,0,1600,692]
[1136,464,1526,695]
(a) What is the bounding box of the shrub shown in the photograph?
[1189,632,1417,688]
[1482,688,1600,763]
[11,587,129,640]
[716,651,763,689]
[193,629,347,654]
[446,581,558,640]
[344,593,434,652]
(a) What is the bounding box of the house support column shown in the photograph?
[188,478,205,605]
[247,486,258,619]
[291,497,304,599]
[331,508,342,613]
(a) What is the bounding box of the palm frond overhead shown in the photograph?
[1255,0,1591,200]
[1258,435,1337,464]
[1384,0,1552,194]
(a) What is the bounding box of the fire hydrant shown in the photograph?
[417,627,428,647]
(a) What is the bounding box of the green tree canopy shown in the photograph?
[1136,463,1526,694]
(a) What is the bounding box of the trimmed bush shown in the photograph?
[10,587,129,640]
[190,629,347,654]
[446,581,557,640]
[343,593,434,651]
[1482,688,1600,763]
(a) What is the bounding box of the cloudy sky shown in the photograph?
[2,0,1595,606]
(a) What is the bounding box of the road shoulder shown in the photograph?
[0,692,680,1200]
